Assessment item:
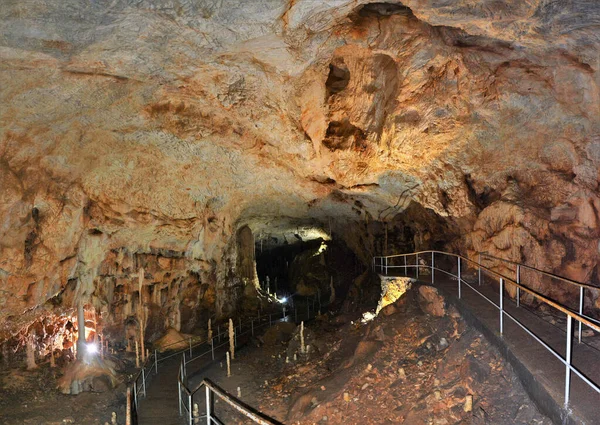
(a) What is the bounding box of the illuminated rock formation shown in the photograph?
[0,1,598,351]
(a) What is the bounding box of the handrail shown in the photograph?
[129,294,320,424]
[178,374,282,425]
[374,250,600,333]
[479,251,599,291]
[176,298,320,425]
[373,250,600,411]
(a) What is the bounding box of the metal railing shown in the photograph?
[373,250,600,409]
[177,299,319,424]
[478,251,600,341]
[178,376,282,425]
[126,294,320,424]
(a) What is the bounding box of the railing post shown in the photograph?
[404,255,407,276]
[211,337,215,360]
[217,324,220,343]
[188,394,192,425]
[578,286,583,343]
[565,315,573,408]
[431,252,434,283]
[205,385,211,425]
[142,366,146,397]
[500,278,504,335]
[516,265,520,307]
[154,349,158,374]
[134,382,138,410]
[384,256,388,275]
[478,252,482,286]
[457,257,461,299]
[416,253,419,279]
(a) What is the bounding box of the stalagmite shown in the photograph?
[2,343,9,367]
[26,334,37,370]
[226,351,231,377]
[329,277,335,304]
[135,340,140,368]
[464,395,473,412]
[50,347,55,368]
[193,403,199,423]
[229,319,235,360]
[137,267,147,363]
[76,302,86,360]
[111,412,117,425]
[300,321,305,354]
[237,387,241,397]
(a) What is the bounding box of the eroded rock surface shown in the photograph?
[0,1,599,345]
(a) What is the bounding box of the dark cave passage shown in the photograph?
[254,234,369,311]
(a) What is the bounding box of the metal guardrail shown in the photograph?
[177,300,319,425]
[477,251,600,335]
[373,250,600,409]
[178,376,282,425]
[127,294,320,424]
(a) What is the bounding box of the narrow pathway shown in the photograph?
[136,303,314,425]
[386,267,600,424]
[136,358,181,425]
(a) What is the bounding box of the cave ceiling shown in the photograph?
[0,0,599,334]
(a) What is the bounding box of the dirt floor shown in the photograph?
[201,284,553,425]
[0,354,132,425]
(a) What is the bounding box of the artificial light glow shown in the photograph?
[312,241,328,257]
[317,241,327,254]
[279,297,288,304]
[361,311,377,324]
[86,343,98,354]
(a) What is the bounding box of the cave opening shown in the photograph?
[254,233,366,311]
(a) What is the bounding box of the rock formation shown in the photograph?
[0,1,598,348]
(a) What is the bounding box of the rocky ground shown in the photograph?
[0,355,132,425]
[203,284,552,425]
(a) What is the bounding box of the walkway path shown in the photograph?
[136,301,314,425]
[383,266,600,425]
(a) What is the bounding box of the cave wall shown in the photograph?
[1,1,599,341]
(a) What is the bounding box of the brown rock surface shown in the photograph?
[0,1,599,343]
